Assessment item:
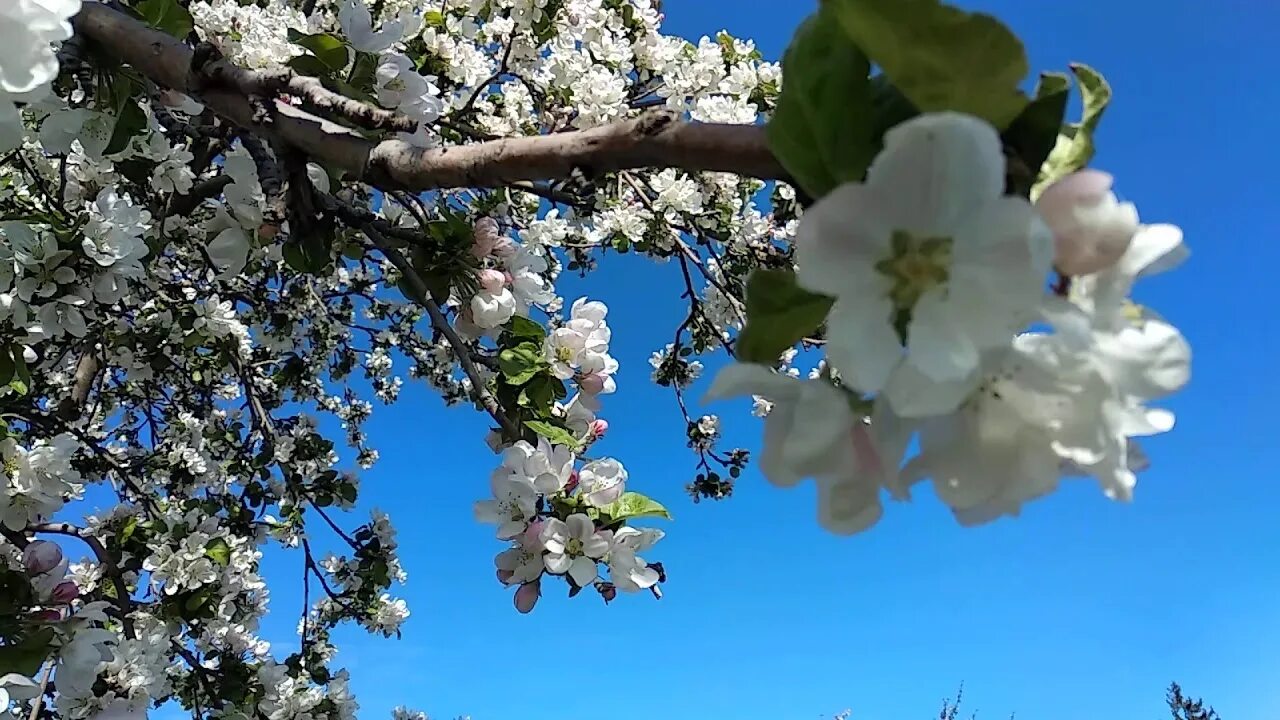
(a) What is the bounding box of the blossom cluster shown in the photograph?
[709,113,1190,531]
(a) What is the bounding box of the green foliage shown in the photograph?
[598,492,673,524]
[498,343,546,385]
[286,31,351,77]
[1037,64,1113,192]
[101,73,148,156]
[523,420,579,449]
[735,269,834,364]
[827,0,1029,128]
[1003,72,1071,196]
[766,5,875,199]
[205,538,231,567]
[0,627,55,676]
[0,343,33,395]
[134,0,194,38]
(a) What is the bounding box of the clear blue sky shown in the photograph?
[245,3,1280,719]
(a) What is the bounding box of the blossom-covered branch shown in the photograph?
[72,2,787,191]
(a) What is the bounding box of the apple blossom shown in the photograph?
[1036,169,1140,275]
[22,540,63,575]
[795,112,1053,417]
[540,514,610,587]
[578,458,628,508]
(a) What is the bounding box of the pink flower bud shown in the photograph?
[30,609,63,622]
[49,580,79,605]
[565,470,579,494]
[597,582,617,604]
[514,579,541,614]
[577,373,606,395]
[472,218,501,259]
[1036,170,1139,276]
[589,419,609,439]
[490,236,517,260]
[477,269,507,293]
[22,541,62,576]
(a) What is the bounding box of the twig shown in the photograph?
[362,226,520,439]
[28,522,136,640]
[26,664,52,720]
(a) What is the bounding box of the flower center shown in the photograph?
[555,346,575,363]
[876,230,953,310]
[565,537,584,556]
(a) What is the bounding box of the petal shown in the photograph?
[883,359,980,420]
[544,552,571,574]
[824,295,900,394]
[1098,320,1191,399]
[1123,223,1187,280]
[568,556,598,587]
[582,534,610,559]
[782,381,857,477]
[906,289,979,382]
[759,403,803,487]
[865,112,1005,236]
[794,183,893,297]
[815,474,883,535]
[703,362,800,403]
[565,513,594,540]
[496,520,525,540]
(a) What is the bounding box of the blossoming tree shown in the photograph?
[0,0,1190,718]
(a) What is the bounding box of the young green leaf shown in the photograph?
[828,0,1029,128]
[1036,64,1113,195]
[523,420,579,449]
[135,0,194,37]
[766,6,875,199]
[600,492,673,523]
[205,537,231,567]
[735,269,834,364]
[499,342,546,385]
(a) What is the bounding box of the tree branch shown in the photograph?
[362,227,521,440]
[28,522,137,640]
[72,2,787,193]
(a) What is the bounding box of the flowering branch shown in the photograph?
[27,522,137,640]
[362,226,521,439]
[72,2,787,192]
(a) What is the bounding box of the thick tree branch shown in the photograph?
[73,2,787,193]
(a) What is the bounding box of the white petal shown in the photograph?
[815,474,882,536]
[544,552,571,575]
[703,362,800,403]
[865,112,1005,236]
[781,381,857,479]
[906,289,979,382]
[567,556,598,587]
[824,295,900,394]
[794,182,892,297]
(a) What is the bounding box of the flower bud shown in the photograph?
[1036,170,1139,276]
[30,608,63,622]
[564,470,579,494]
[477,269,507,293]
[49,580,79,605]
[588,419,609,439]
[22,541,62,576]
[514,579,541,614]
[597,582,617,604]
[472,218,501,259]
[577,372,606,395]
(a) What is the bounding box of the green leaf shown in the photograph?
[135,0,194,37]
[288,32,350,75]
[504,316,547,344]
[498,342,546,385]
[1036,63,1113,195]
[827,0,1029,128]
[766,7,874,199]
[120,516,140,543]
[523,420,578,449]
[1002,72,1070,196]
[105,98,148,156]
[0,627,55,676]
[204,538,231,567]
[600,492,673,523]
[735,269,834,364]
[423,10,445,28]
[0,347,14,386]
[286,54,333,79]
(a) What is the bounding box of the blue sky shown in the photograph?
[238,3,1280,720]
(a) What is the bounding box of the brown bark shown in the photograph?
[72,3,787,193]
